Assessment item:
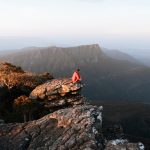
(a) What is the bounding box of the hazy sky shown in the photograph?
[0,0,150,51]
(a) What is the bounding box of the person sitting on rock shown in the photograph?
[72,69,81,83]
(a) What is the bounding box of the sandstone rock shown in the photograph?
[105,139,144,150]
[30,78,83,100]
[0,105,103,150]
[0,62,53,91]
[29,78,84,110]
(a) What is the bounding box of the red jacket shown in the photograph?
[72,71,81,83]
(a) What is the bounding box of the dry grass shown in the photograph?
[0,62,53,89]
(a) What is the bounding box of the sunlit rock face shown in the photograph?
[29,78,85,110]
[0,62,53,91]
[0,62,53,119]
[0,105,103,150]
[30,78,83,99]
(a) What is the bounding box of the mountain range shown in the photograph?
[102,48,139,63]
[1,44,150,101]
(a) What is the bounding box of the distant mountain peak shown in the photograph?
[77,43,100,48]
[1,44,150,102]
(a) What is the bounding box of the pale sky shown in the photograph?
[0,0,150,50]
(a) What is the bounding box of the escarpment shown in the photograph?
[0,62,145,150]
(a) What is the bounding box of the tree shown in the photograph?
[13,95,38,122]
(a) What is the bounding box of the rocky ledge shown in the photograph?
[0,105,103,150]
[29,78,85,111]
[30,78,83,99]
[0,104,144,150]
[0,62,145,150]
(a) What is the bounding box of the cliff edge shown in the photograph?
[0,62,145,150]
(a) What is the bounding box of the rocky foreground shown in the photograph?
[0,105,144,150]
[0,62,145,150]
[0,105,103,150]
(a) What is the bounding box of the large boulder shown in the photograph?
[0,105,103,150]
[30,78,83,100]
[29,78,84,110]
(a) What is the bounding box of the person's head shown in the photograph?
[77,68,80,72]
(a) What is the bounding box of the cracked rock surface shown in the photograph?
[29,78,85,110]
[30,78,83,99]
[105,139,144,150]
[0,105,103,150]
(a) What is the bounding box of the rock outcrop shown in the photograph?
[0,103,144,150]
[0,62,53,92]
[0,105,103,150]
[30,78,83,99]
[0,62,145,150]
[105,139,144,150]
[29,78,84,111]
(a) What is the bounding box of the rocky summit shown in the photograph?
[29,78,85,111]
[0,62,145,150]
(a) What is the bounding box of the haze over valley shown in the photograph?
[1,0,150,149]
[1,44,150,102]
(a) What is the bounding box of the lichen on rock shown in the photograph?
[29,78,85,111]
[0,105,103,150]
[29,78,83,100]
[105,139,145,150]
